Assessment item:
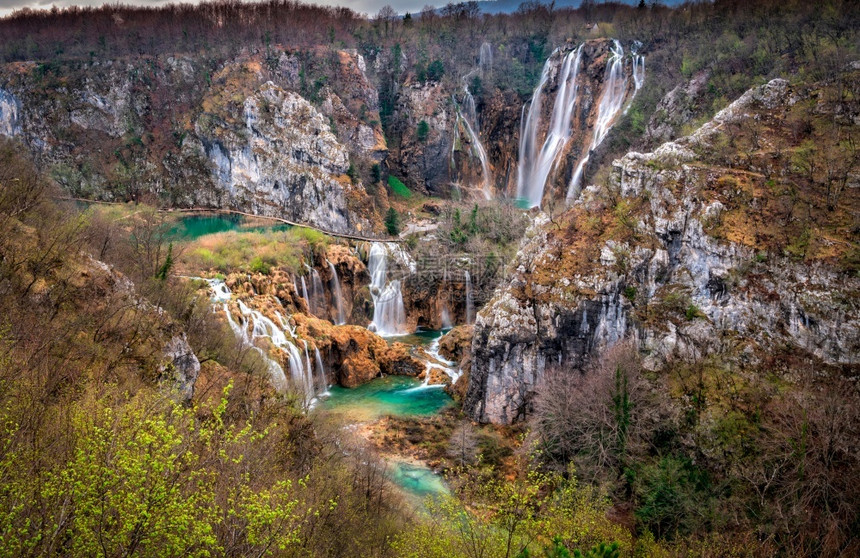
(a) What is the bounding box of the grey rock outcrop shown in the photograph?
[465,79,860,424]
[160,334,201,403]
[0,89,20,137]
[194,81,366,233]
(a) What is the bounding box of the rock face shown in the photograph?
[194,81,365,233]
[0,89,20,137]
[645,70,711,146]
[160,334,201,403]
[0,52,380,235]
[465,78,860,424]
[390,82,454,196]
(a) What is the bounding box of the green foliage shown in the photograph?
[249,255,272,275]
[426,59,444,81]
[416,119,430,143]
[685,303,705,320]
[623,286,637,301]
[346,162,357,183]
[370,163,382,184]
[387,175,412,198]
[155,242,174,281]
[45,395,219,556]
[633,456,712,539]
[385,207,401,236]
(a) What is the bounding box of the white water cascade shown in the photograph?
[367,242,409,336]
[516,46,584,208]
[311,269,325,315]
[300,276,311,311]
[479,42,493,74]
[408,337,461,391]
[327,261,346,325]
[567,40,644,200]
[205,279,324,407]
[454,44,494,199]
[465,270,475,325]
[314,347,328,395]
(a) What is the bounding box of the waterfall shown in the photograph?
[367,242,409,336]
[632,54,645,92]
[302,340,315,402]
[567,40,642,200]
[300,276,310,310]
[465,271,475,325]
[455,44,493,199]
[311,269,325,316]
[441,306,452,329]
[328,261,346,325]
[406,337,460,392]
[314,347,328,394]
[206,278,232,302]
[206,279,321,407]
[479,42,492,74]
[516,46,583,208]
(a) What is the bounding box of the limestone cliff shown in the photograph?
[466,77,860,424]
[0,51,382,235]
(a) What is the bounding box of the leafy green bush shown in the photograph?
[385,207,401,236]
[388,175,412,198]
[249,256,271,275]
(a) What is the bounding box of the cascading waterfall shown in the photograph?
[367,242,409,336]
[516,46,583,207]
[206,279,321,406]
[300,276,310,310]
[441,307,452,329]
[567,40,643,200]
[479,42,492,74]
[465,270,475,325]
[327,261,346,325]
[314,347,328,394]
[311,269,325,315]
[454,44,494,199]
[407,337,460,391]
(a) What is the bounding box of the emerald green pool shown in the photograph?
[389,460,449,503]
[383,327,449,347]
[168,214,291,240]
[320,376,453,422]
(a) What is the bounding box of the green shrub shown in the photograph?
[249,256,271,275]
[388,175,412,198]
[385,207,401,236]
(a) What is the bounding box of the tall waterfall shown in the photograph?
[311,269,325,315]
[314,347,328,394]
[367,242,409,336]
[465,270,475,325]
[479,42,493,74]
[455,44,494,199]
[328,261,346,325]
[567,40,644,200]
[300,276,310,310]
[516,46,583,208]
[208,279,324,407]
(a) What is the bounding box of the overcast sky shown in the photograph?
[0,0,439,19]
